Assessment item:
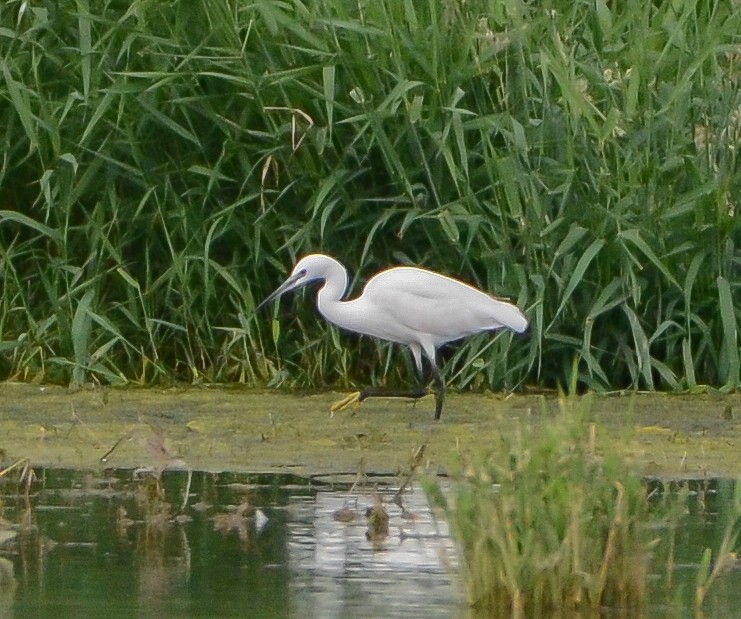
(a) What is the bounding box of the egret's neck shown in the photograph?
[315,259,349,317]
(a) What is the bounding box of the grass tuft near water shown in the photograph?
[424,396,684,617]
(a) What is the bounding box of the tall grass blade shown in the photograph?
[0,211,62,244]
[551,238,605,326]
[71,289,95,387]
[717,276,739,391]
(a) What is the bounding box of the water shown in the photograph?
[0,469,460,618]
[0,470,739,618]
[659,479,741,619]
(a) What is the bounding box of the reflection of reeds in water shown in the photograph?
[695,481,741,612]
[0,467,283,615]
[133,473,192,613]
[0,556,16,618]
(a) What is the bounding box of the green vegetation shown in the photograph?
[423,396,733,617]
[0,0,739,391]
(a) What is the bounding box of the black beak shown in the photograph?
[255,270,306,312]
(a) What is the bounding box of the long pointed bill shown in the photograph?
[255,270,306,312]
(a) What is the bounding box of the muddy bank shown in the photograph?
[0,383,738,478]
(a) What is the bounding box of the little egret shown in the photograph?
[257,254,528,420]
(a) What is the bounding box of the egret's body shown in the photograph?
[259,254,528,420]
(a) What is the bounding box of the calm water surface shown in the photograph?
[0,469,460,618]
[0,470,739,618]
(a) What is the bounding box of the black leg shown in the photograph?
[413,357,432,385]
[357,361,445,421]
[430,365,445,421]
[358,354,430,404]
[348,353,445,420]
[358,385,428,402]
[330,380,428,415]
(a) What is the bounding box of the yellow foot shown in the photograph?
[330,391,361,416]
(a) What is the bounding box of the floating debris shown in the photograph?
[365,496,389,542]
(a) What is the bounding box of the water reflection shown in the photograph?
[288,483,459,618]
[666,479,741,619]
[0,471,739,618]
[0,469,460,618]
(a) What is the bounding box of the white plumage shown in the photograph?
[258,254,528,420]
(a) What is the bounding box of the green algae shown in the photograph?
[0,383,739,478]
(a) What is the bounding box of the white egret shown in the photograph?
[257,254,528,420]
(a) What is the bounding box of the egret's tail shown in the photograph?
[492,301,529,333]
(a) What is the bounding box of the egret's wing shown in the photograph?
[362,267,527,344]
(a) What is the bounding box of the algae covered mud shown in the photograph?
[0,383,739,479]
[1,383,741,618]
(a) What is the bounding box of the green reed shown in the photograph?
[0,0,738,391]
[423,395,685,617]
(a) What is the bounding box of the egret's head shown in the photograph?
[256,254,342,310]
